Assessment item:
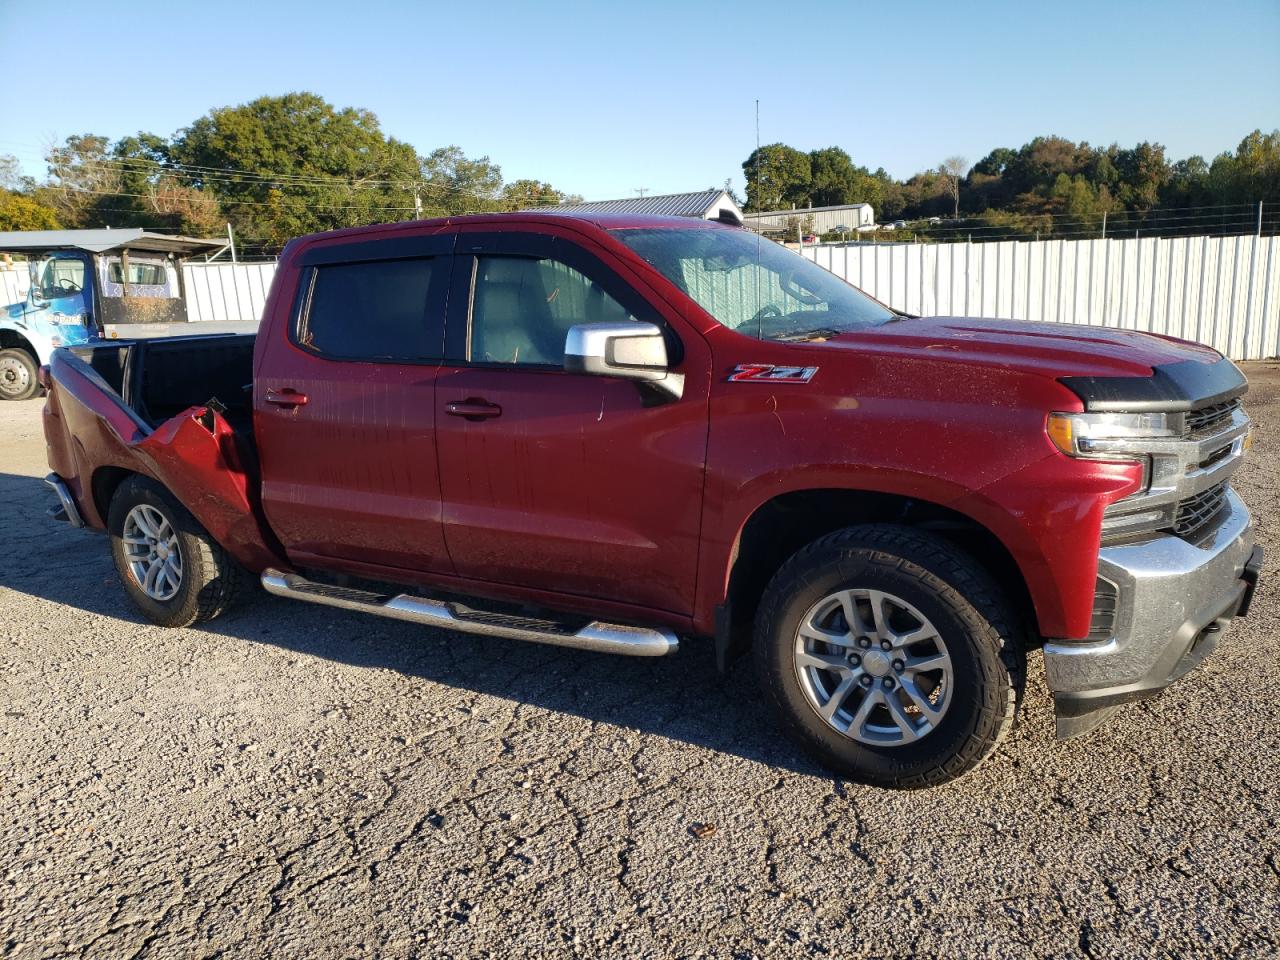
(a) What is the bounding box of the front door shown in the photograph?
[29,252,95,347]
[435,230,710,616]
[255,233,456,574]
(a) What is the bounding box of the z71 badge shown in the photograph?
[728,364,819,384]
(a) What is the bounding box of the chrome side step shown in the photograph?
[260,569,679,657]
[44,473,85,528]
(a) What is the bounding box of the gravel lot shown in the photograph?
[2,363,1278,959]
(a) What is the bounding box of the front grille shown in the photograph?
[1168,481,1229,539]
[1186,399,1240,435]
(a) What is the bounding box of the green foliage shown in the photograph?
[19,92,577,252]
[499,179,569,210]
[0,190,61,231]
[742,143,811,211]
[745,129,1280,239]
[168,92,420,245]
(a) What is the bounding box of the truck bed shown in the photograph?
[66,333,256,433]
[43,332,283,573]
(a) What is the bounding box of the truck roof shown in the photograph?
[0,229,226,257]
[283,212,731,251]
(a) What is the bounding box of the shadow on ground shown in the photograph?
[1,470,829,778]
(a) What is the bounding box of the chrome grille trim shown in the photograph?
[1100,404,1249,544]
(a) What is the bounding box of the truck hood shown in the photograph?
[839,316,1222,380]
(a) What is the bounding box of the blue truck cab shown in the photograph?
[0,229,225,400]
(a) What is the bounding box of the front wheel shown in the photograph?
[108,475,246,627]
[0,348,39,401]
[754,525,1024,789]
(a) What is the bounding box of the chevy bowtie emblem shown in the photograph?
[728,363,818,384]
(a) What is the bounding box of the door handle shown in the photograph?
[445,399,502,421]
[264,388,309,408]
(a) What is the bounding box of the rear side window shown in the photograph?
[299,258,439,361]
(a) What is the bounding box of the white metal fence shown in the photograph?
[802,234,1280,361]
[4,234,1279,359]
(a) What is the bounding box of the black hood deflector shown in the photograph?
[1060,357,1247,412]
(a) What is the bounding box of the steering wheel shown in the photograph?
[56,278,82,293]
[748,303,783,324]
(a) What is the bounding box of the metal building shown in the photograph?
[528,189,743,225]
[744,202,876,236]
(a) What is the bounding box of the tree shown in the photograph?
[170,92,421,244]
[500,179,567,210]
[1112,141,1168,210]
[808,147,860,207]
[0,191,61,231]
[940,155,969,218]
[44,134,118,226]
[417,146,502,215]
[741,143,811,211]
[0,155,35,193]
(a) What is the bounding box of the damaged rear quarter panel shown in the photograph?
[133,406,285,573]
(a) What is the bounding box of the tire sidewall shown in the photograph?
[757,540,1010,786]
[108,477,208,627]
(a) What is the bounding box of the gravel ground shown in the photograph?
[2,363,1278,959]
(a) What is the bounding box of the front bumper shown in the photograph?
[1044,488,1259,738]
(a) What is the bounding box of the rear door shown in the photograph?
[254,232,456,574]
[434,228,711,616]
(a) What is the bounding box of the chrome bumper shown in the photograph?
[1044,488,1258,738]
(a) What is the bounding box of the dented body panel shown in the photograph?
[43,347,285,573]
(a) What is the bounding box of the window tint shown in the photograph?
[470,255,641,365]
[301,258,438,361]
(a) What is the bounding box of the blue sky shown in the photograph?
[1,0,1277,200]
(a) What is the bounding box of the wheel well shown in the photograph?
[92,466,137,526]
[0,330,38,360]
[723,489,1037,659]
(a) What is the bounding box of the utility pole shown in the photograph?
[1101,211,1107,239]
[413,184,423,220]
[1258,201,1264,236]
[227,223,237,264]
[635,188,649,198]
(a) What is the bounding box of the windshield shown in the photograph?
[610,226,896,339]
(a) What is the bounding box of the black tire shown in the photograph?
[754,524,1024,789]
[108,475,246,627]
[0,347,39,401]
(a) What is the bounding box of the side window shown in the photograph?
[38,257,86,298]
[469,255,642,365]
[107,260,167,285]
[299,258,439,361]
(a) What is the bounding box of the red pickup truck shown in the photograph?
[41,213,1262,788]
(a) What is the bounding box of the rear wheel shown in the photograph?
[0,348,39,401]
[108,476,245,627]
[754,525,1024,789]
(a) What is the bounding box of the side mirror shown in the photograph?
[564,322,683,400]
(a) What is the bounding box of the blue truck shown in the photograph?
[0,229,230,400]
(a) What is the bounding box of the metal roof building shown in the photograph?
[744,202,876,236]
[529,189,743,225]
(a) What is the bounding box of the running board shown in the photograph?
[260,569,679,657]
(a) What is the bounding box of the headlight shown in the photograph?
[1046,412,1177,458]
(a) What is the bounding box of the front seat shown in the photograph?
[471,259,555,364]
